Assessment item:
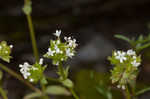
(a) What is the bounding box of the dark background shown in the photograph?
[1,0,150,99]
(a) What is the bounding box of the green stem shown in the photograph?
[136,87,150,96]
[69,88,79,99]
[0,86,7,99]
[58,64,66,80]
[0,63,41,93]
[126,86,131,99]
[26,14,39,61]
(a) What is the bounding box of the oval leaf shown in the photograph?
[45,85,71,96]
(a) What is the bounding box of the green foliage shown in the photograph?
[0,41,12,63]
[115,34,150,53]
[75,70,122,99]
[62,79,74,88]
[23,92,42,99]
[45,85,71,96]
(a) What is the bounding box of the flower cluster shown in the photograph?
[108,49,141,90]
[0,41,13,62]
[44,30,77,66]
[19,58,46,83]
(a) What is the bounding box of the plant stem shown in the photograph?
[136,87,150,96]
[0,86,7,99]
[0,63,41,93]
[126,86,131,99]
[58,64,66,80]
[69,88,79,99]
[26,14,39,61]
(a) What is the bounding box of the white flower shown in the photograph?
[56,62,59,65]
[54,45,61,53]
[19,62,31,79]
[115,51,127,63]
[122,85,125,90]
[53,30,61,37]
[65,37,77,48]
[39,58,43,65]
[57,40,60,44]
[131,60,140,67]
[117,85,121,88]
[47,48,55,56]
[0,46,2,50]
[127,49,135,56]
[30,78,34,82]
[133,56,136,59]
[9,45,13,48]
[66,48,74,58]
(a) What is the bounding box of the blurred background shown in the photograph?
[1,0,150,99]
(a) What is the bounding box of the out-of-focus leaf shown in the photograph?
[45,85,71,96]
[23,92,42,99]
[135,81,150,96]
[40,77,48,85]
[114,34,131,43]
[136,43,150,52]
[62,79,74,88]
[96,86,112,99]
[75,70,122,99]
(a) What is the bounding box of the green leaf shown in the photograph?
[1,56,11,63]
[136,43,150,52]
[40,77,48,85]
[62,79,74,88]
[45,85,71,96]
[138,35,144,41]
[114,34,131,43]
[23,92,42,99]
[96,82,112,99]
[75,70,122,99]
[64,66,70,78]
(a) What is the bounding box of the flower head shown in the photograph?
[108,49,141,90]
[19,58,46,83]
[44,30,77,66]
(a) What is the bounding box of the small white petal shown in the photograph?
[122,85,125,90]
[39,58,44,65]
[10,45,13,48]
[53,30,61,37]
[0,46,2,50]
[30,78,34,82]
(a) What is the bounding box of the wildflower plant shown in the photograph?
[1,0,150,99]
[108,49,141,90]
[43,30,77,82]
